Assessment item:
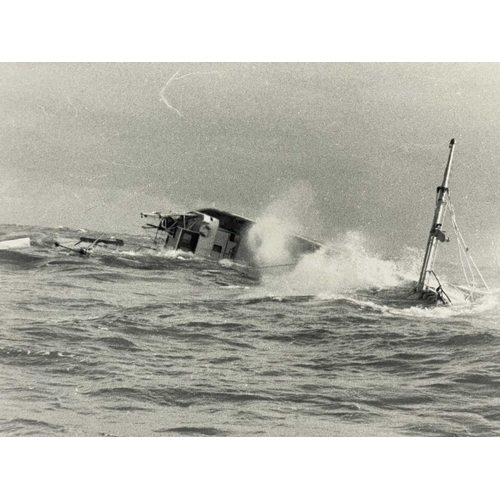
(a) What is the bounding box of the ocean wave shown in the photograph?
[3,223,500,437]
[0,418,66,437]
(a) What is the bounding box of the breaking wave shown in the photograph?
[245,229,500,319]
[253,231,420,297]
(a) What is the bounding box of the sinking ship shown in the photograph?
[140,208,322,266]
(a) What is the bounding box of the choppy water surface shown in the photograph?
[1,224,500,436]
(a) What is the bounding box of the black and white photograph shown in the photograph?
[3,60,500,439]
[1,3,497,498]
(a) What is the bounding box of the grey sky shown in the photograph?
[2,62,500,259]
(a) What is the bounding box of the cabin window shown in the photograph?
[212,244,222,253]
[177,231,199,252]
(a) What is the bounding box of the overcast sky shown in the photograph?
[2,62,500,258]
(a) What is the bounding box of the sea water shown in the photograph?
[1,223,500,437]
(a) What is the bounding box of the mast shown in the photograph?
[416,138,456,293]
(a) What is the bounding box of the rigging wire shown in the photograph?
[446,196,490,303]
